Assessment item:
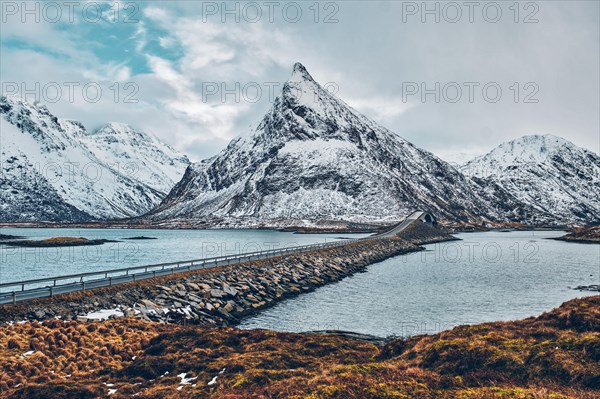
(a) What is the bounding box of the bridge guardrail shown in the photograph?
[0,211,425,305]
[0,236,368,305]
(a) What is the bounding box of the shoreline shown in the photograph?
[0,220,573,234]
[0,223,382,235]
[548,227,600,244]
[549,237,600,245]
[0,223,457,326]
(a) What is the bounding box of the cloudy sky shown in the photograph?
[1,0,598,163]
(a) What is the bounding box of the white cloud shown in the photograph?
[131,21,147,52]
[432,147,489,165]
[1,1,598,163]
[348,97,417,123]
[158,36,175,49]
[143,6,295,78]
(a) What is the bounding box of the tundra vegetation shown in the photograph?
[0,296,598,398]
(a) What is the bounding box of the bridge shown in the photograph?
[0,211,435,305]
[374,211,436,238]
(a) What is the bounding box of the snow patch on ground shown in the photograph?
[84,309,124,321]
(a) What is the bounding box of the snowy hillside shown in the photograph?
[0,95,189,221]
[461,134,600,223]
[147,63,532,227]
[82,122,189,196]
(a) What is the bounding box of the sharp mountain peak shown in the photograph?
[289,62,314,82]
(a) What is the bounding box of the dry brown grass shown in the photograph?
[0,319,163,397]
[1,296,599,399]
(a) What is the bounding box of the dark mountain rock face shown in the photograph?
[0,160,92,222]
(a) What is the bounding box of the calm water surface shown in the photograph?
[239,231,600,337]
[0,228,368,284]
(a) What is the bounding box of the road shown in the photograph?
[0,212,429,305]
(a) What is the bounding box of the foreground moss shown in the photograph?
[1,296,598,398]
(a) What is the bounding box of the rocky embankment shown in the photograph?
[0,223,456,326]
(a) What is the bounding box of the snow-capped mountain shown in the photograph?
[147,63,529,227]
[461,134,600,223]
[4,69,594,227]
[0,95,189,222]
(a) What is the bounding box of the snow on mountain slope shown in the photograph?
[147,63,528,227]
[0,123,92,222]
[0,95,189,221]
[82,122,189,195]
[461,134,600,223]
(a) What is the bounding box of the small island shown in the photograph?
[8,237,118,248]
[0,234,25,240]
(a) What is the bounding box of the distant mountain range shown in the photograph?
[461,134,600,224]
[1,64,598,226]
[0,95,189,222]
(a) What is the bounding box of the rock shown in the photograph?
[210,289,226,298]
[32,310,46,320]
[140,299,159,309]
[218,309,233,320]
[239,299,253,307]
[223,302,234,313]
[222,284,238,297]
[188,293,204,303]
